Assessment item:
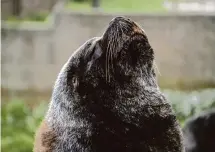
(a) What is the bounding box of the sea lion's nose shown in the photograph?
[112,16,125,22]
[109,16,130,25]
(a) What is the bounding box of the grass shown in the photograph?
[3,13,52,29]
[1,100,47,152]
[67,0,167,13]
[5,12,49,23]
[158,77,215,91]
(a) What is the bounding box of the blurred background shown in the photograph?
[1,0,215,151]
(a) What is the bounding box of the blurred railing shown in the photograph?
[164,0,215,12]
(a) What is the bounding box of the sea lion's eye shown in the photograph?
[72,76,79,88]
[86,61,93,72]
[137,43,142,48]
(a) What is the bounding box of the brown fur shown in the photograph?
[132,24,145,35]
[33,16,184,152]
[33,120,57,152]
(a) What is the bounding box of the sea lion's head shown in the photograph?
[62,17,156,96]
[101,17,155,83]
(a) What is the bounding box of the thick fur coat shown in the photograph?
[34,17,184,152]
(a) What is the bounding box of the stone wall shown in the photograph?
[1,0,58,19]
[2,9,215,94]
[1,0,14,19]
[21,0,58,17]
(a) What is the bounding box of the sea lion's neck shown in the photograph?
[46,79,162,126]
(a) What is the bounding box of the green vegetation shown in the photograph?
[26,12,49,22]
[163,89,215,126]
[6,12,48,23]
[159,77,215,90]
[1,89,215,152]
[67,0,166,13]
[1,100,47,152]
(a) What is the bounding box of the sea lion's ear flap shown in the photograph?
[92,42,102,60]
[84,37,101,60]
[86,42,103,72]
[85,38,102,72]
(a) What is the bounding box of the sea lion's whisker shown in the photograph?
[107,33,112,82]
[105,40,109,82]
[154,61,161,76]
[110,44,114,73]
[140,69,143,80]
[109,32,113,72]
[146,47,161,76]
[107,44,111,82]
[110,28,118,73]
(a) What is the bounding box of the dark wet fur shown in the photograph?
[42,17,184,152]
[183,109,215,152]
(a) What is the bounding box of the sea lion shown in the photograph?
[183,108,215,152]
[34,16,184,152]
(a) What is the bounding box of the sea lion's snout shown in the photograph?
[109,16,145,36]
[100,17,153,72]
[102,16,148,55]
[109,16,131,25]
[99,17,154,79]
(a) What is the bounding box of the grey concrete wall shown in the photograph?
[53,11,215,88]
[21,0,58,17]
[2,10,215,92]
[1,0,58,19]
[1,0,14,19]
